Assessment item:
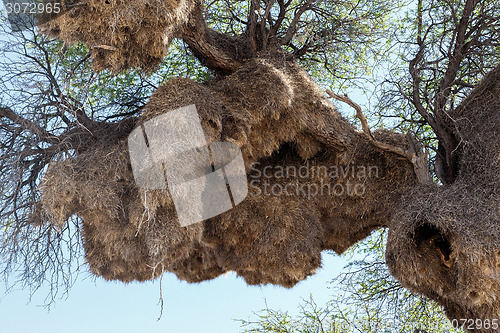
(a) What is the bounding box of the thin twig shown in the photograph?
[157,273,164,321]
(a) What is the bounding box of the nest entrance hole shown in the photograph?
[414,223,453,266]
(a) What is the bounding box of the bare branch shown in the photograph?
[0,107,58,144]
[408,0,438,131]
[280,0,316,46]
[261,0,276,51]
[326,90,374,140]
[434,0,480,117]
[326,90,433,185]
[246,0,260,51]
[269,0,286,37]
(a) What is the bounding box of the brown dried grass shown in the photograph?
[40,141,203,282]
[38,58,417,287]
[386,65,500,323]
[38,0,195,72]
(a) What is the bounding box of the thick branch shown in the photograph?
[247,0,260,51]
[180,5,248,73]
[0,107,58,144]
[406,0,476,184]
[434,0,479,116]
[326,91,374,140]
[280,0,316,46]
[261,0,276,50]
[269,0,286,38]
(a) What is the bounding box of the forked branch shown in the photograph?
[0,107,58,144]
[326,90,434,185]
[180,4,245,73]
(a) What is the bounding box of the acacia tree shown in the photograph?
[0,0,499,329]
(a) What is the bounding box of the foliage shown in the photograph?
[203,0,406,87]
[372,0,500,181]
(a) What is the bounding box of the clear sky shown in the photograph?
[0,253,349,333]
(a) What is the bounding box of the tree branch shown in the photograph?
[280,0,316,46]
[326,90,434,185]
[261,0,276,51]
[326,91,374,141]
[0,107,58,144]
[180,5,248,73]
[434,0,479,117]
[269,0,286,38]
[247,0,260,51]
[408,0,438,131]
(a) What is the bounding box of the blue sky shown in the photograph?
[1,253,349,333]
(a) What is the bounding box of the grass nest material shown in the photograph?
[40,141,203,281]
[38,0,196,72]
[38,57,417,286]
[386,65,500,324]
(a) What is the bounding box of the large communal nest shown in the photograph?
[37,0,196,72]
[386,65,500,324]
[38,57,418,287]
[40,141,205,282]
